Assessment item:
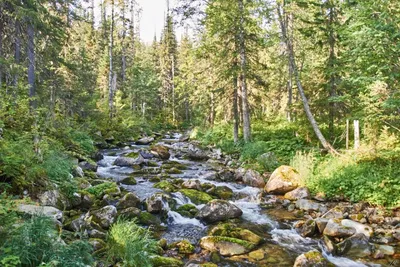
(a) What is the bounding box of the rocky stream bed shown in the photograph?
[19,133,400,266]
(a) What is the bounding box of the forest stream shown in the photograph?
[95,133,385,267]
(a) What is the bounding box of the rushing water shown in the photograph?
[97,135,381,267]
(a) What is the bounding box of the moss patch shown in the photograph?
[154,181,176,193]
[179,189,214,205]
[176,204,198,218]
[83,182,118,199]
[152,256,184,267]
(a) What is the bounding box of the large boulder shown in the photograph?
[179,189,213,205]
[242,169,265,188]
[199,236,255,256]
[187,150,209,161]
[284,187,310,201]
[296,199,327,213]
[196,200,242,223]
[38,190,70,210]
[337,233,373,257]
[146,193,171,214]
[182,180,202,191]
[264,166,301,194]
[151,145,171,160]
[323,219,356,238]
[18,204,63,221]
[136,136,154,145]
[234,167,247,182]
[114,156,143,167]
[78,161,98,172]
[294,250,332,267]
[90,205,117,229]
[117,192,140,209]
[296,219,317,237]
[218,169,235,182]
[341,219,373,238]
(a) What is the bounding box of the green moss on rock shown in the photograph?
[179,189,213,205]
[83,182,119,199]
[152,256,184,267]
[176,204,198,218]
[154,181,176,192]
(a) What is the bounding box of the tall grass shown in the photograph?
[107,219,159,267]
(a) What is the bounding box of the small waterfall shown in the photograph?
[271,228,318,253]
[161,195,205,228]
[319,243,375,267]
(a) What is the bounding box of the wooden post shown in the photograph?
[346,119,349,150]
[354,120,360,150]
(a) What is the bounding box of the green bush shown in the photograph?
[106,219,159,267]
[0,215,94,267]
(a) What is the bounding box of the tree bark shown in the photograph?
[277,3,338,155]
[108,0,115,119]
[238,0,251,142]
[28,20,36,110]
[13,20,21,87]
[130,0,136,60]
[121,0,127,83]
[327,2,337,140]
[233,75,239,143]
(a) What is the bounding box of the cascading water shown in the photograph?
[96,133,382,267]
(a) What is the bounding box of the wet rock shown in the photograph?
[188,150,209,161]
[264,165,300,194]
[296,219,317,237]
[234,167,246,182]
[384,217,400,226]
[323,219,356,238]
[337,233,373,257]
[374,244,394,256]
[348,213,366,223]
[176,204,198,218]
[200,236,255,256]
[341,219,373,238]
[114,156,143,167]
[209,186,233,200]
[323,235,337,255]
[88,229,107,239]
[313,192,326,202]
[119,176,137,185]
[18,204,63,221]
[146,193,170,214]
[209,223,262,245]
[38,190,71,210]
[117,192,140,209]
[89,238,106,252]
[368,214,385,224]
[284,187,310,201]
[293,250,331,267]
[182,180,202,191]
[196,200,242,223]
[78,161,98,172]
[92,151,104,161]
[151,145,171,160]
[155,181,177,193]
[139,150,155,159]
[90,205,117,229]
[179,189,213,205]
[296,199,327,213]
[81,193,95,210]
[242,169,265,188]
[136,136,154,145]
[315,218,329,233]
[118,207,141,219]
[138,211,163,228]
[217,169,235,182]
[249,249,266,260]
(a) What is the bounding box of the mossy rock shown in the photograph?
[169,240,195,254]
[165,167,183,174]
[201,264,218,267]
[209,223,262,245]
[200,236,256,256]
[83,182,119,199]
[154,181,176,193]
[138,211,163,229]
[147,161,159,167]
[119,176,137,185]
[179,189,214,205]
[152,256,184,267]
[84,171,99,180]
[176,204,198,218]
[149,176,162,183]
[162,161,187,170]
[125,151,139,158]
[209,186,234,200]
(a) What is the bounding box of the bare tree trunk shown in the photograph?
[130,0,136,60]
[233,75,239,143]
[121,0,127,83]
[210,92,215,127]
[108,0,115,119]
[327,4,337,140]
[238,0,251,142]
[28,21,35,110]
[277,3,338,155]
[172,55,175,123]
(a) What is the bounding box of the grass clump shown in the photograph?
[0,215,93,267]
[106,219,159,267]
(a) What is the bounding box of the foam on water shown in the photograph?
[233,200,278,227]
[168,211,205,228]
[271,228,318,252]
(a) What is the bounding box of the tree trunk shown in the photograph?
[327,3,337,140]
[28,21,36,110]
[210,92,215,127]
[121,1,126,83]
[238,0,251,142]
[14,20,21,88]
[0,7,3,90]
[277,3,338,155]
[233,75,239,143]
[108,0,115,119]
[172,55,175,123]
[130,0,136,60]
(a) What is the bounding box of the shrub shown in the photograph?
[0,215,93,267]
[290,151,316,185]
[107,219,159,267]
